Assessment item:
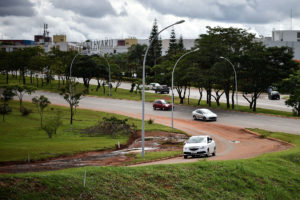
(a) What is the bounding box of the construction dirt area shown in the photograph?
[0,107,293,173]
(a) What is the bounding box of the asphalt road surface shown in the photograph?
[59,76,292,112]
[23,91,300,135]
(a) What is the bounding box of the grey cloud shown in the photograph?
[138,0,300,24]
[0,0,36,17]
[51,0,117,18]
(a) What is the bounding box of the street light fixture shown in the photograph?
[141,20,185,157]
[171,48,199,131]
[219,56,239,110]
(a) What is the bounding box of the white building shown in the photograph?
[262,30,300,60]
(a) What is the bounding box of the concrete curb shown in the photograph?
[244,129,295,147]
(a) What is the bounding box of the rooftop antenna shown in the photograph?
[291,8,293,30]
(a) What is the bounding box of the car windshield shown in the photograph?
[200,109,212,114]
[161,100,168,104]
[186,137,205,144]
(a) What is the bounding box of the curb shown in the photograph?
[244,129,295,147]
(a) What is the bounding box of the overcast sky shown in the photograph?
[0,0,299,42]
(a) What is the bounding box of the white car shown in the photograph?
[192,108,217,121]
[149,83,160,90]
[183,136,216,159]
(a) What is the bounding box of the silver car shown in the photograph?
[183,136,216,158]
[192,108,217,121]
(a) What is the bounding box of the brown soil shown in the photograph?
[0,104,292,173]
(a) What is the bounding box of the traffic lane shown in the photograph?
[23,91,300,135]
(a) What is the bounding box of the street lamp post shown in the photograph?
[171,48,199,131]
[141,20,185,157]
[220,56,239,110]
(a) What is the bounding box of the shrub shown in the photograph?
[83,116,137,138]
[20,106,32,116]
[148,118,154,124]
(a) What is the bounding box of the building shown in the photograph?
[0,40,35,52]
[262,30,300,60]
[82,38,195,56]
[53,35,66,43]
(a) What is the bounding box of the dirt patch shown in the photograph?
[0,130,186,173]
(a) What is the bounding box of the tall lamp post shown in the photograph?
[141,20,185,157]
[98,51,111,96]
[171,48,199,131]
[220,56,239,110]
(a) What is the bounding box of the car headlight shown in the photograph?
[184,147,188,151]
[199,146,205,149]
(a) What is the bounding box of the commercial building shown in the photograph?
[262,30,300,60]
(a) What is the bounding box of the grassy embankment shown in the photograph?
[0,101,182,162]
[1,74,297,118]
[0,129,299,199]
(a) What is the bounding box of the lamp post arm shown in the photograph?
[220,56,238,110]
[171,48,199,131]
[141,20,185,157]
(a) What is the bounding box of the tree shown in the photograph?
[32,95,51,127]
[177,35,184,52]
[195,26,256,109]
[239,45,297,111]
[281,69,300,116]
[42,110,63,138]
[127,44,147,78]
[0,87,15,121]
[11,85,36,111]
[60,82,86,124]
[147,19,162,67]
[72,56,100,91]
[168,28,177,55]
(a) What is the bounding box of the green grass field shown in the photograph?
[0,100,179,162]
[1,74,298,118]
[0,129,299,199]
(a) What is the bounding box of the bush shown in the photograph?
[20,106,32,116]
[148,118,154,124]
[83,116,137,138]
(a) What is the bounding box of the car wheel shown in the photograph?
[162,107,165,111]
[203,117,206,121]
[184,155,188,159]
[153,106,156,110]
[193,115,197,120]
[212,147,216,156]
[206,149,210,157]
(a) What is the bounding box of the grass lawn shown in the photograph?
[1,74,298,118]
[0,100,180,162]
[0,129,299,199]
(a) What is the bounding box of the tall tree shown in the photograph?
[177,35,184,52]
[147,19,162,67]
[168,28,177,55]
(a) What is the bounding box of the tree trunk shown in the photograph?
[6,71,9,84]
[70,105,73,125]
[231,90,235,109]
[187,86,190,104]
[197,88,203,106]
[22,69,26,84]
[224,88,230,109]
[96,79,101,92]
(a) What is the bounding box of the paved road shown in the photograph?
[24,91,300,135]
[81,78,292,112]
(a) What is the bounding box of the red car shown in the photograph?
[153,99,173,110]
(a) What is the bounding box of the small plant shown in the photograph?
[148,118,154,125]
[42,110,63,138]
[20,106,32,116]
